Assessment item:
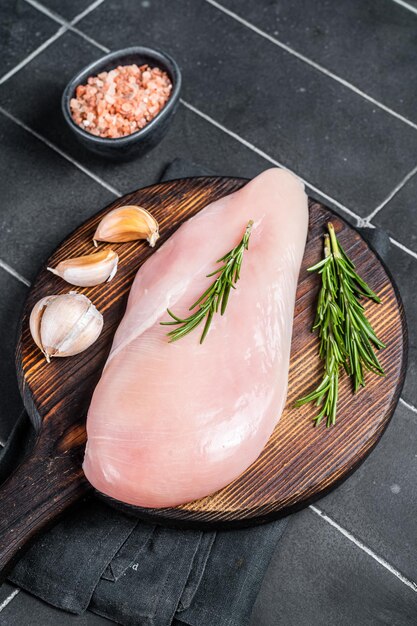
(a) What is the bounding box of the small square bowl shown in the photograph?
[61,46,182,160]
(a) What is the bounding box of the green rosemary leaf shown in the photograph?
[189,282,217,310]
[307,258,328,272]
[200,306,215,344]
[297,223,385,426]
[160,309,187,324]
[161,220,254,344]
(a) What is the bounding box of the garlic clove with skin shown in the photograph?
[30,292,103,362]
[29,296,55,356]
[47,249,118,287]
[93,205,159,247]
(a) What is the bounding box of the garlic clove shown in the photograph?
[29,295,56,359]
[93,205,159,247]
[47,249,119,287]
[30,292,103,362]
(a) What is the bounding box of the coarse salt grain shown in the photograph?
[70,64,172,139]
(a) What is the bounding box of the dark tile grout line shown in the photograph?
[57,0,107,25]
[400,397,417,415]
[178,100,417,264]
[181,100,417,231]
[20,0,417,249]
[0,0,416,604]
[0,259,31,287]
[180,99,362,223]
[0,106,121,198]
[392,0,417,15]
[0,588,20,614]
[23,0,68,24]
[0,0,106,85]
[390,236,417,261]
[205,0,417,132]
[309,506,417,592]
[366,163,417,222]
[0,26,66,85]
[24,0,110,53]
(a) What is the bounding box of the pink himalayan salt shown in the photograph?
[70,64,172,139]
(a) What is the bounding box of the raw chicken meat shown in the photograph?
[83,169,308,508]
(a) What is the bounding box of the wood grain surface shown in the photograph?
[0,176,407,577]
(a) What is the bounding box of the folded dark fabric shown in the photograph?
[5,159,289,626]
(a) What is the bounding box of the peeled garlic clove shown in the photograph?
[93,205,159,247]
[30,292,103,362]
[47,249,118,287]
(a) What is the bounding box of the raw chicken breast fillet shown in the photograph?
[83,169,308,508]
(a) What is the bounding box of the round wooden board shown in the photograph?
[16,176,407,529]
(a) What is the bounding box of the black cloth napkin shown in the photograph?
[5,159,289,626]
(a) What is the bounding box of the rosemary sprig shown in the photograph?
[296,222,385,426]
[161,220,253,344]
[327,223,385,392]
[296,234,347,426]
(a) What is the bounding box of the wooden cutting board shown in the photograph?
[0,176,407,579]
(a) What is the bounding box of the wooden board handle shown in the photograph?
[0,427,90,582]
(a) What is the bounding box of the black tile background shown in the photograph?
[0,0,58,79]
[0,30,268,196]
[77,0,417,214]
[374,173,417,254]
[318,402,417,582]
[0,114,114,281]
[0,0,417,624]
[39,0,95,21]
[221,0,417,124]
[250,508,417,626]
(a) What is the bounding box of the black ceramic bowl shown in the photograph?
[62,46,181,160]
